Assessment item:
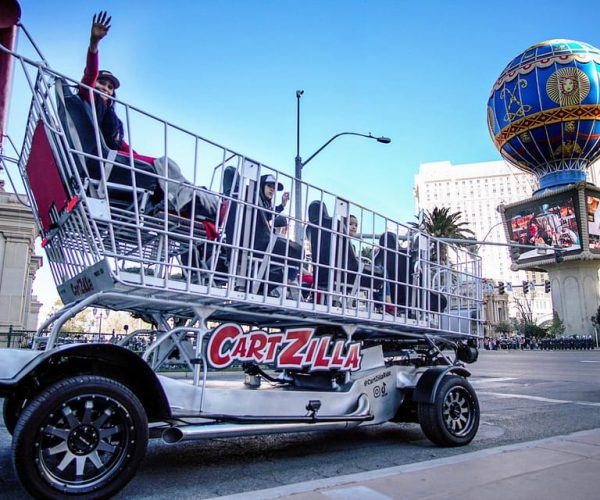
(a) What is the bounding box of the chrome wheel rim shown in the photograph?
[442,386,476,437]
[35,394,134,491]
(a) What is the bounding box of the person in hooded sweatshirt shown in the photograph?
[79,11,154,164]
[255,175,300,255]
[253,175,303,293]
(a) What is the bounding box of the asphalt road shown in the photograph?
[1,349,599,499]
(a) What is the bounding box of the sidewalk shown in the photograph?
[215,428,600,500]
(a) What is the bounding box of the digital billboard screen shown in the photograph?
[504,189,582,264]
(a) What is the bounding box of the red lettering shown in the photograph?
[278,329,313,368]
[330,341,345,369]
[303,338,319,366]
[245,331,268,361]
[343,343,362,371]
[230,336,248,359]
[208,324,362,372]
[265,334,283,362]
[313,336,333,369]
[207,323,242,368]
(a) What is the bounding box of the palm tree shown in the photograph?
[421,207,475,262]
[422,207,475,240]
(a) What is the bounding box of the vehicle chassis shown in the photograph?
[1,301,480,499]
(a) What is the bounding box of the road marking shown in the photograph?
[479,391,600,407]
[580,360,600,363]
[471,377,516,384]
[323,485,392,499]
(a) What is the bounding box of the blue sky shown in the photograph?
[4,0,600,307]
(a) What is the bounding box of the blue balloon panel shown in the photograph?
[488,40,600,190]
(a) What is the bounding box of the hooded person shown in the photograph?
[259,174,289,216]
[79,11,154,165]
[226,174,302,297]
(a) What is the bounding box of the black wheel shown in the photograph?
[12,375,148,499]
[417,375,479,447]
[3,396,28,435]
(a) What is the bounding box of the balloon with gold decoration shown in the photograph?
[487,39,600,192]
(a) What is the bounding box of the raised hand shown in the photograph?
[90,11,112,51]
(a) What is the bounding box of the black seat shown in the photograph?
[375,232,413,311]
[375,232,447,313]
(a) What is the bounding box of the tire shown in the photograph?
[3,396,28,435]
[417,375,479,447]
[12,375,148,499]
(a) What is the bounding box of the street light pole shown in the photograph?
[293,90,391,242]
[93,308,109,343]
[294,90,304,243]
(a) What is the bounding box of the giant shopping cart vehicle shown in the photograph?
[0,5,483,498]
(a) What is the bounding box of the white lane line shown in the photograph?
[470,377,516,384]
[580,360,600,363]
[323,485,392,499]
[479,391,600,407]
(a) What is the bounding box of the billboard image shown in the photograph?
[504,190,582,263]
[587,192,600,253]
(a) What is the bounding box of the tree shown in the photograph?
[421,207,475,262]
[47,299,92,333]
[547,310,566,338]
[422,207,475,240]
[512,294,534,326]
[493,321,513,336]
[522,323,547,339]
[44,300,152,337]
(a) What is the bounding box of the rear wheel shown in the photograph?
[417,375,479,447]
[12,375,148,499]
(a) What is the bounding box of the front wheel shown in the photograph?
[12,375,148,499]
[3,396,27,435]
[417,375,479,447]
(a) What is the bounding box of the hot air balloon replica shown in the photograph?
[489,39,600,337]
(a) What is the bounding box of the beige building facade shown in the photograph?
[0,181,42,345]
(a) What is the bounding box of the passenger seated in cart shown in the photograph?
[346,214,395,313]
[274,215,288,234]
[78,11,218,221]
[255,175,303,294]
[79,12,155,169]
[274,215,314,291]
[374,231,447,314]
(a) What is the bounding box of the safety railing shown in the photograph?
[2,45,484,340]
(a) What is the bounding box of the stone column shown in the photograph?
[547,260,600,336]
[0,185,39,338]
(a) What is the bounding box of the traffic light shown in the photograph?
[544,280,551,293]
[510,246,520,261]
[555,249,564,263]
[522,280,528,294]
[498,281,505,295]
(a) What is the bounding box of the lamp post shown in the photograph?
[294,90,391,242]
[92,308,110,343]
